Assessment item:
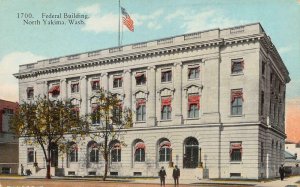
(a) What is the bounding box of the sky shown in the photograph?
[0,0,299,141]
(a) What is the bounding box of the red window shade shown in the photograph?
[113,143,121,149]
[159,141,171,149]
[188,95,200,109]
[71,144,78,151]
[136,98,146,108]
[114,76,123,80]
[91,104,99,112]
[48,85,60,93]
[135,73,145,79]
[230,143,242,154]
[72,107,80,112]
[161,97,172,111]
[135,142,145,150]
[231,90,244,102]
[91,80,100,86]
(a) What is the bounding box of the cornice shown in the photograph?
[260,35,290,83]
[14,33,272,80]
[14,38,224,79]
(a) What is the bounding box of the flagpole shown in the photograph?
[118,0,121,46]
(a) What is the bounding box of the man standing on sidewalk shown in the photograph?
[279,164,285,181]
[159,166,167,186]
[173,165,180,185]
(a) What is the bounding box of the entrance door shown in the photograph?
[50,143,58,167]
[184,137,199,168]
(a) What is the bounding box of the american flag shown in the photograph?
[121,7,134,32]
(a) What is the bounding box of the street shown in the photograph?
[0,178,253,187]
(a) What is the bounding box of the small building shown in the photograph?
[14,23,290,179]
[0,99,19,174]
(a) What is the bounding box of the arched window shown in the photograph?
[159,139,172,162]
[111,141,121,162]
[134,140,145,162]
[68,142,78,162]
[88,141,99,163]
[183,137,199,168]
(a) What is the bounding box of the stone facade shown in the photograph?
[0,99,19,174]
[14,23,290,179]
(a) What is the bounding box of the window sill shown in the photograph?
[160,119,172,122]
[186,117,200,120]
[161,81,172,84]
[136,84,146,87]
[135,121,146,123]
[230,161,242,164]
[188,78,200,81]
[113,87,122,89]
[231,73,244,76]
[229,115,244,117]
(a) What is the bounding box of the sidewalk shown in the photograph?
[0,175,299,187]
[255,176,300,187]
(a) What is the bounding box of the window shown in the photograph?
[113,75,122,88]
[231,59,244,74]
[71,99,80,117]
[159,140,171,162]
[27,148,34,163]
[91,80,100,91]
[89,143,99,162]
[161,70,172,82]
[91,103,100,124]
[261,91,264,116]
[161,97,172,120]
[111,142,121,162]
[1,167,11,174]
[188,66,200,79]
[134,142,145,162]
[135,72,146,85]
[3,108,13,115]
[136,99,146,121]
[27,87,34,99]
[48,85,60,97]
[112,104,122,123]
[188,94,200,118]
[262,61,266,77]
[69,143,78,162]
[71,83,79,93]
[230,142,242,161]
[261,142,264,164]
[231,89,243,115]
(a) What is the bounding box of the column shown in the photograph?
[60,79,67,101]
[147,66,156,126]
[80,75,87,115]
[101,72,108,91]
[174,62,183,125]
[123,69,132,109]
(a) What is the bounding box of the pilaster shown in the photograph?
[147,66,156,126]
[173,62,183,125]
[202,56,221,123]
[123,69,132,109]
[80,76,87,115]
[60,79,67,101]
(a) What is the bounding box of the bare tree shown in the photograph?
[10,96,89,179]
[88,88,132,181]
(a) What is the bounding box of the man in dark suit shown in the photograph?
[173,165,180,185]
[159,166,167,186]
[279,164,285,181]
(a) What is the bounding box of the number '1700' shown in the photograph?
[17,13,33,18]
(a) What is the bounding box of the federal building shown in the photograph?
[14,23,290,179]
